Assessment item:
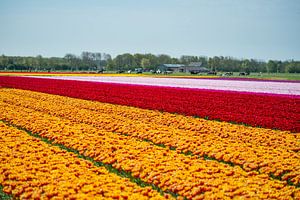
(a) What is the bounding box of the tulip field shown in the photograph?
[0,74,300,199]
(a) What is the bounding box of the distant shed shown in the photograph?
[186,62,209,73]
[158,62,209,73]
[157,64,186,73]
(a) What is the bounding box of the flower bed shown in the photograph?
[0,122,165,199]
[0,76,299,132]
[0,90,299,199]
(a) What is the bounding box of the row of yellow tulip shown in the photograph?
[1,88,299,186]
[0,72,217,78]
[0,121,166,200]
[0,91,299,198]
[0,72,144,77]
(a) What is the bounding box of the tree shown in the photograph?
[198,56,208,68]
[64,54,78,71]
[277,61,285,73]
[133,53,145,67]
[35,55,44,71]
[81,51,97,70]
[114,53,137,70]
[180,55,199,64]
[0,55,9,69]
[94,53,102,71]
[145,54,158,69]
[267,60,277,73]
[157,54,172,65]
[141,58,150,68]
[286,61,300,73]
[241,59,251,73]
[208,56,221,71]
[0,53,299,74]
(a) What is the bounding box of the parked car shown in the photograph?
[207,71,217,75]
[190,70,201,74]
[239,72,250,76]
[163,70,173,74]
[222,72,233,76]
[156,69,162,74]
[135,68,143,74]
[97,69,105,73]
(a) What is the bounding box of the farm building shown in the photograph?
[157,64,186,73]
[157,62,209,73]
[185,62,209,74]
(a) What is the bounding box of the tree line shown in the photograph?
[0,52,299,73]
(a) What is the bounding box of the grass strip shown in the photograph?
[0,185,13,200]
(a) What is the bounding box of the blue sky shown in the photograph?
[0,0,299,60]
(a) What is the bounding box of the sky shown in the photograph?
[0,0,299,60]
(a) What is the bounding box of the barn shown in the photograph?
[157,64,186,73]
[157,62,209,73]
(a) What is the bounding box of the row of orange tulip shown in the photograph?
[0,121,165,200]
[0,90,299,199]
[4,88,298,151]
[1,88,299,186]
